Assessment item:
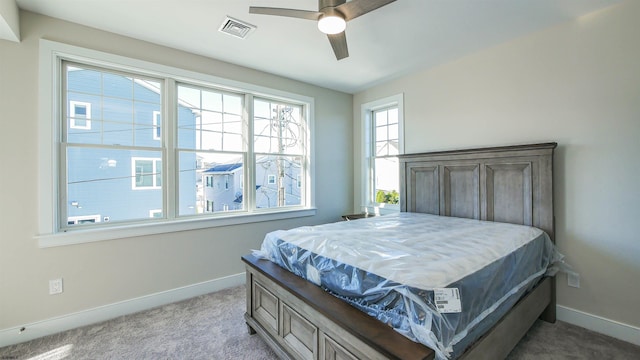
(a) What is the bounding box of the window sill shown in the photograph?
[36,208,317,248]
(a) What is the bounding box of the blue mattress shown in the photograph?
[254,213,560,359]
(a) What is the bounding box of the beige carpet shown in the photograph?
[1,285,638,359]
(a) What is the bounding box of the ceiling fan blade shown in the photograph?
[249,7,322,21]
[327,32,349,60]
[336,0,396,21]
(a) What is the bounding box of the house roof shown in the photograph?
[204,163,242,173]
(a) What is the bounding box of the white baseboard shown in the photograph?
[0,272,245,348]
[3,282,638,350]
[557,305,640,346]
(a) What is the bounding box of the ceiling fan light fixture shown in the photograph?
[317,15,346,34]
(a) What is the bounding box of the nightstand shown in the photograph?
[341,213,377,221]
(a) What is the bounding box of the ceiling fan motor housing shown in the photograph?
[319,0,347,12]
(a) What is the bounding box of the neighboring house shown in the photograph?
[201,155,302,212]
[66,69,198,225]
[201,162,243,212]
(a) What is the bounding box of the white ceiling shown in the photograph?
[9,0,621,93]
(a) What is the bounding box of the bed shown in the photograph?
[242,142,558,360]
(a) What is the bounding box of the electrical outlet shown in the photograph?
[568,272,580,288]
[49,278,63,295]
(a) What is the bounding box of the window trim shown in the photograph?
[37,39,316,247]
[359,94,404,215]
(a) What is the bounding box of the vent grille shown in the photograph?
[219,16,256,39]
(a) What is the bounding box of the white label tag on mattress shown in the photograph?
[306,264,321,286]
[433,288,462,313]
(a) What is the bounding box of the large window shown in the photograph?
[361,94,404,213]
[64,63,164,226]
[39,40,314,245]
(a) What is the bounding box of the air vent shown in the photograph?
[219,16,256,39]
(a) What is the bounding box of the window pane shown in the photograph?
[254,99,271,118]
[134,79,161,103]
[103,73,133,99]
[254,135,271,153]
[224,115,242,134]
[177,84,245,152]
[253,99,304,156]
[66,64,163,147]
[178,151,244,216]
[376,140,389,156]
[224,94,243,115]
[388,139,399,156]
[201,130,222,151]
[376,125,388,142]
[388,108,398,125]
[103,120,133,146]
[134,103,162,147]
[375,110,388,127]
[374,157,399,205]
[66,147,163,226]
[256,155,302,209]
[224,133,243,152]
[178,86,201,108]
[388,124,399,141]
[67,65,102,94]
[202,91,222,112]
[200,110,223,150]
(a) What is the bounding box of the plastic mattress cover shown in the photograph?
[253,212,563,359]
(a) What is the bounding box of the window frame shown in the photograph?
[359,94,404,215]
[37,40,316,247]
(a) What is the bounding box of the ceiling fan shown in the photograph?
[249,0,397,60]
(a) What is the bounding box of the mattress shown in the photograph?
[254,212,561,359]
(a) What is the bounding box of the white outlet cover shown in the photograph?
[49,278,63,295]
[568,273,580,288]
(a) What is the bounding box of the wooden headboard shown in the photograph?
[399,142,557,241]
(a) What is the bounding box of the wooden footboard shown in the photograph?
[244,254,554,360]
[243,254,435,360]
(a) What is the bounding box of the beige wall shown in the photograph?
[354,1,640,329]
[0,11,353,330]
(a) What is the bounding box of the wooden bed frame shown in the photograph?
[242,142,557,360]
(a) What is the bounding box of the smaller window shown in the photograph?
[361,94,404,214]
[225,175,230,190]
[372,106,400,207]
[70,101,91,129]
[152,111,161,140]
[68,215,101,225]
[297,174,302,188]
[267,175,276,185]
[132,157,162,189]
